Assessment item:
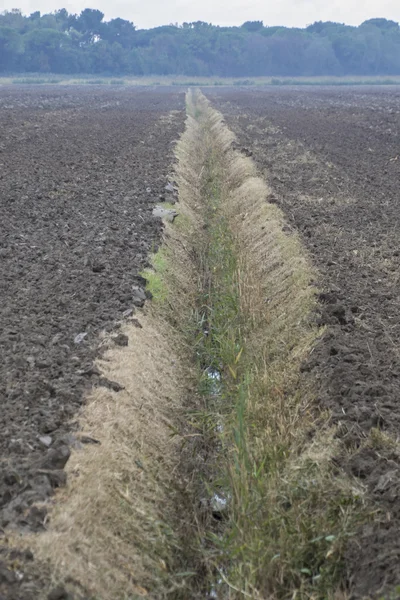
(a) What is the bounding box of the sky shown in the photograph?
[1,0,400,29]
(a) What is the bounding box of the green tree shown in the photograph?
[2,8,400,76]
[23,28,66,71]
[361,18,399,31]
[101,18,136,48]
[75,8,104,43]
[0,26,23,71]
[241,21,264,33]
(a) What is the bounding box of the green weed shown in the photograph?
[141,248,169,304]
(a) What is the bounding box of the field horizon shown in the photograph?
[3,74,400,87]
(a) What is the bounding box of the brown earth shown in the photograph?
[0,86,185,599]
[207,86,400,599]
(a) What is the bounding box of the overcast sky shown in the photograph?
[2,0,400,29]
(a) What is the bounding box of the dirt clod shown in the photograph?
[132,286,147,307]
[112,333,129,347]
[39,445,71,471]
[47,585,70,600]
[98,377,124,392]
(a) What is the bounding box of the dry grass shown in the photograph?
[30,314,196,599]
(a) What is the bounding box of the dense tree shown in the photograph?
[101,18,136,48]
[73,8,104,43]
[22,28,66,71]
[1,9,400,76]
[0,26,23,70]
[241,21,264,33]
[361,18,399,31]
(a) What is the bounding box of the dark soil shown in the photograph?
[208,86,400,599]
[0,85,184,599]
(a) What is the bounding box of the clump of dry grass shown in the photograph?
[30,314,197,599]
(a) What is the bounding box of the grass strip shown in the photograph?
[145,89,370,599]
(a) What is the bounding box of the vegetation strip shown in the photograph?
[144,89,369,598]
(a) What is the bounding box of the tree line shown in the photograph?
[1,9,400,76]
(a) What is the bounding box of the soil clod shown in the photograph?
[112,333,129,347]
[39,446,71,471]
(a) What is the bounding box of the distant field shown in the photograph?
[2,74,400,86]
